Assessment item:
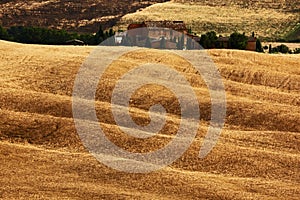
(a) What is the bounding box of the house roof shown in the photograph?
[145,20,187,31]
[128,22,147,30]
[127,21,188,33]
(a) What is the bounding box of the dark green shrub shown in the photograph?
[229,32,248,50]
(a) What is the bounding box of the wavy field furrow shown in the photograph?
[0,40,299,199]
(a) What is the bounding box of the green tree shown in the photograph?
[7,26,72,44]
[277,44,289,53]
[176,35,184,50]
[160,36,166,49]
[109,28,114,37]
[0,25,9,40]
[200,31,217,49]
[172,37,177,43]
[79,33,95,45]
[200,34,208,48]
[102,36,116,46]
[271,46,279,53]
[256,39,264,52]
[180,35,185,49]
[186,37,192,50]
[95,25,104,44]
[188,26,192,34]
[229,32,248,50]
[145,37,151,48]
[294,48,300,54]
[120,35,131,46]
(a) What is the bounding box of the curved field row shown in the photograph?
[0,40,299,199]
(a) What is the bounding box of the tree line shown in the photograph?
[0,25,114,45]
[0,24,298,53]
[199,31,299,54]
[199,31,263,52]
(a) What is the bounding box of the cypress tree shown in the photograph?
[145,37,151,48]
[160,36,166,49]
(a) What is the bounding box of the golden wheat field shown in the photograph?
[117,1,299,39]
[0,40,299,199]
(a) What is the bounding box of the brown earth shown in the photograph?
[0,0,169,32]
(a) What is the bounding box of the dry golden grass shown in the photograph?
[117,1,299,39]
[0,40,299,199]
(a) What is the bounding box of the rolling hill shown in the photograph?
[0,40,299,199]
[173,0,300,11]
[117,0,300,40]
[0,0,169,32]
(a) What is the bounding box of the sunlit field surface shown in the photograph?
[0,40,299,199]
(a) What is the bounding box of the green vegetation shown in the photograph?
[145,37,152,48]
[160,36,166,49]
[120,35,132,46]
[270,44,290,54]
[256,39,264,52]
[229,32,248,50]
[294,48,300,54]
[268,44,300,54]
[176,35,185,50]
[199,31,249,50]
[186,37,193,50]
[0,25,9,40]
[0,24,115,45]
[284,23,300,42]
[199,31,218,49]
[1,23,298,54]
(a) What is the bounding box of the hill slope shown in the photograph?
[173,0,300,12]
[0,40,299,199]
[117,0,300,40]
[0,0,169,32]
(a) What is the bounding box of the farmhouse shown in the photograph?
[151,39,177,49]
[217,36,257,51]
[246,36,257,51]
[217,36,230,48]
[127,21,187,39]
[127,22,149,43]
[145,20,188,39]
[126,20,201,49]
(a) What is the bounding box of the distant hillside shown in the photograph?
[173,0,300,12]
[117,0,300,40]
[285,23,300,41]
[0,0,169,33]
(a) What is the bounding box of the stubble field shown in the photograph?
[0,40,299,199]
